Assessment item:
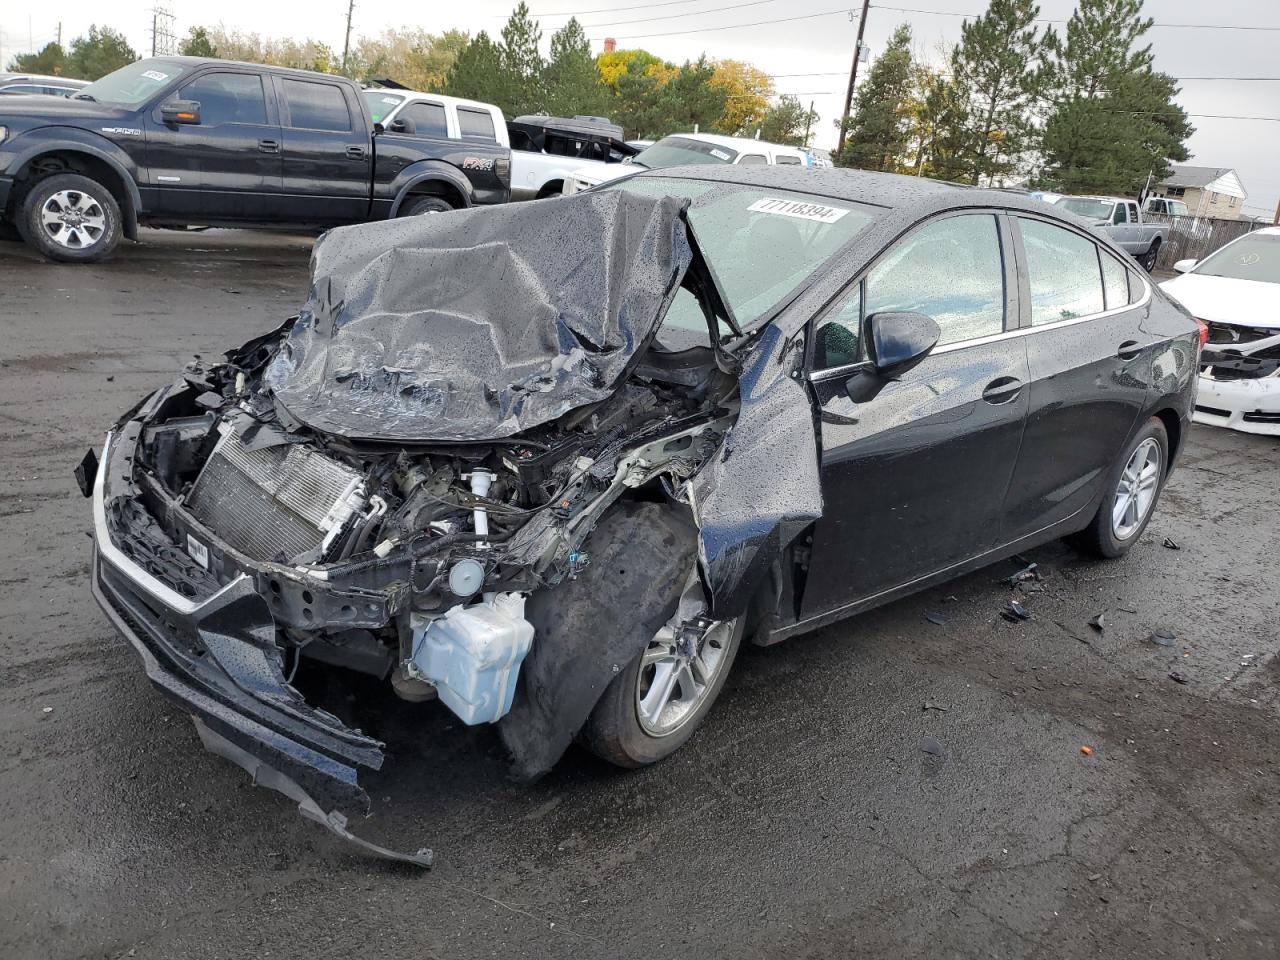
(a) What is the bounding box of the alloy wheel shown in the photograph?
[1112,437,1162,540]
[40,189,107,250]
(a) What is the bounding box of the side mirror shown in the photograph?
[160,99,201,124]
[388,116,416,135]
[1173,258,1197,274]
[867,311,940,375]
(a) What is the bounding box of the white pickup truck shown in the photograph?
[1052,195,1168,272]
[364,90,633,202]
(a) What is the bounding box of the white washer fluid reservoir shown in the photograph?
[409,592,534,725]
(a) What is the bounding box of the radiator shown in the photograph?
[186,421,365,562]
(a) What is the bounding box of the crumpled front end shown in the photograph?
[1194,321,1280,435]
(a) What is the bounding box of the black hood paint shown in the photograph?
[265,191,693,442]
[0,96,134,122]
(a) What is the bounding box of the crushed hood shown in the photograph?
[265,191,692,441]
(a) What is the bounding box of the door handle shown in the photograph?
[346,145,366,160]
[1116,340,1142,361]
[981,376,1024,404]
[257,138,280,154]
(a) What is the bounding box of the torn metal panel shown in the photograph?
[690,323,822,620]
[265,191,692,442]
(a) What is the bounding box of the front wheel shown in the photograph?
[1141,238,1161,272]
[19,173,122,262]
[580,569,743,768]
[1073,417,1168,559]
[400,195,455,216]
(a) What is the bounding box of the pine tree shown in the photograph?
[543,18,606,118]
[499,2,545,115]
[8,42,67,74]
[66,26,137,80]
[949,0,1045,185]
[654,57,725,137]
[760,95,820,147]
[444,32,510,108]
[1039,0,1192,194]
[838,24,914,172]
[179,27,218,59]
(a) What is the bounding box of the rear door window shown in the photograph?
[398,100,448,137]
[282,79,351,131]
[458,107,497,141]
[1018,218,1105,324]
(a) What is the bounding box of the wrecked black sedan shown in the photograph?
[85,166,1199,862]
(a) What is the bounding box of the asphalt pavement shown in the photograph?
[1,229,1278,960]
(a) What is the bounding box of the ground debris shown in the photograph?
[925,612,947,626]
[1001,600,1032,623]
[922,701,949,712]
[1002,562,1042,588]
[919,736,946,756]
[1169,671,1190,684]
[1150,629,1176,648]
[1162,537,1180,550]
[1088,613,1106,633]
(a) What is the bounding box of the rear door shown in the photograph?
[800,211,1030,617]
[273,75,370,223]
[145,68,283,220]
[999,215,1155,540]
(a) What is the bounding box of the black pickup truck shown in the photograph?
[0,56,511,262]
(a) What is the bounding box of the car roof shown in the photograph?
[362,88,500,113]
[630,164,965,208]
[657,131,799,153]
[0,73,87,85]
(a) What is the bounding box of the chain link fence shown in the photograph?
[1143,213,1263,271]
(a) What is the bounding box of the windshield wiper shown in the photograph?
[73,93,97,102]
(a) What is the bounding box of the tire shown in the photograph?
[580,574,744,769]
[1072,417,1168,559]
[400,195,455,216]
[18,173,122,262]
[1141,237,1161,272]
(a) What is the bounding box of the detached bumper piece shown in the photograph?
[91,429,431,868]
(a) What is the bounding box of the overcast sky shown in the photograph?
[2,0,1275,217]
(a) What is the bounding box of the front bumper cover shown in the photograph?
[91,428,431,867]
[1193,370,1280,436]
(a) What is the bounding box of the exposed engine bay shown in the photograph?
[128,332,734,722]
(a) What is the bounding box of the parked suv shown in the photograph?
[0,57,510,262]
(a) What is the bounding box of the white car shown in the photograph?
[562,132,809,195]
[1160,226,1280,435]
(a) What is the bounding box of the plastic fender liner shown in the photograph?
[690,322,823,620]
[498,501,696,781]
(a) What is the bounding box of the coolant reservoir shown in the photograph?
[409,593,534,725]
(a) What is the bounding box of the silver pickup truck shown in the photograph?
[1053,195,1168,272]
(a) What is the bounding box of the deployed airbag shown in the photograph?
[265,191,692,441]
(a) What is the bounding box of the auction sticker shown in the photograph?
[141,70,169,82]
[748,197,849,223]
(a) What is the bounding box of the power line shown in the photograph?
[522,0,716,17]
[873,3,1280,31]
[598,6,852,40]
[581,0,776,29]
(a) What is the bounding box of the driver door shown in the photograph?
[800,211,1030,618]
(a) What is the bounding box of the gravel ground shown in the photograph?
[1,230,1277,960]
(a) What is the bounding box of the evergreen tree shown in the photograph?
[499,2,545,115]
[760,95,820,146]
[7,42,66,75]
[179,27,218,59]
[444,32,510,108]
[949,0,1045,184]
[612,57,670,139]
[837,24,914,172]
[543,18,605,118]
[66,26,137,80]
[654,57,725,137]
[1039,0,1192,193]
[912,70,971,180]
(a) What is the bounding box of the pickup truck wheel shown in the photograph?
[401,195,455,216]
[1141,238,1161,272]
[19,173,122,263]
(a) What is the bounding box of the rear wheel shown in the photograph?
[1141,237,1161,272]
[19,173,122,262]
[580,568,743,768]
[1073,417,1168,558]
[400,195,455,216]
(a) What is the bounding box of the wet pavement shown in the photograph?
[2,230,1278,959]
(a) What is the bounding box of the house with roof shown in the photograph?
[1150,164,1248,220]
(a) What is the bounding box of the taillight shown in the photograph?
[1193,317,1209,346]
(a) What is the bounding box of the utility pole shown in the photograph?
[1273,197,1279,226]
[341,0,356,74]
[803,99,814,146]
[835,0,871,161]
[57,22,62,47]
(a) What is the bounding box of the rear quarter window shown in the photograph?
[458,107,497,141]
